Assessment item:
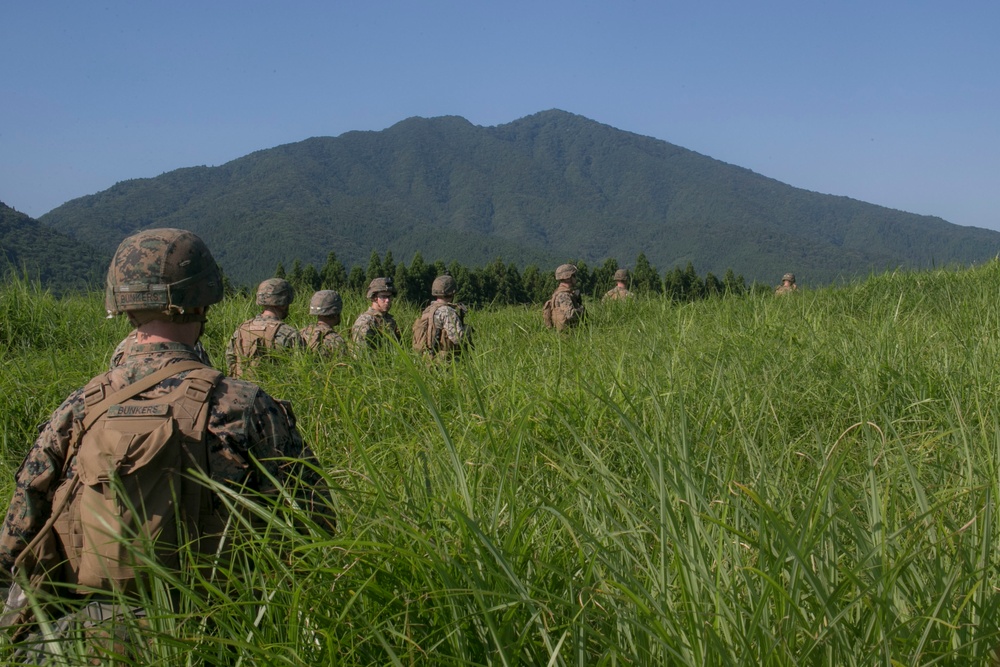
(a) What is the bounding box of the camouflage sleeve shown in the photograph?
[322,332,347,357]
[207,381,329,520]
[351,313,374,347]
[274,324,304,350]
[434,306,466,345]
[553,291,582,326]
[0,394,80,579]
[224,331,239,374]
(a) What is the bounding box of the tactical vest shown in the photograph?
[412,302,449,353]
[231,320,283,377]
[51,361,224,593]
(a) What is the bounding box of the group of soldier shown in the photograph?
[0,223,796,660]
[223,271,475,376]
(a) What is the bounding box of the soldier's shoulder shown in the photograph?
[210,376,266,416]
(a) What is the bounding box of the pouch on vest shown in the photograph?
[412,303,446,353]
[542,298,555,329]
[234,321,282,375]
[53,367,222,593]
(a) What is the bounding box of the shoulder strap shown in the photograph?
[82,360,210,432]
[12,360,210,574]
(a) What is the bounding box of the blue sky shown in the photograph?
[2,1,998,230]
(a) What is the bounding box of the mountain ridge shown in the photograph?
[35,109,1000,286]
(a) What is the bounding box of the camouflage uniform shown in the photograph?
[550,283,585,332]
[433,304,470,349]
[224,313,302,377]
[603,285,634,301]
[775,273,798,296]
[351,308,401,350]
[300,322,347,358]
[111,329,211,368]
[0,227,329,661]
[0,341,321,578]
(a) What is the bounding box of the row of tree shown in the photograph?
[252,251,764,308]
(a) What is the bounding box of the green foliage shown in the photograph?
[36,112,1000,289]
[0,201,104,293]
[6,257,1000,663]
[0,262,1000,665]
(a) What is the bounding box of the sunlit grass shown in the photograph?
[2,263,1000,663]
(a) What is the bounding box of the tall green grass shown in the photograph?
[2,264,1000,664]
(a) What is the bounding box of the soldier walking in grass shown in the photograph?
[775,272,798,295]
[225,277,302,377]
[544,264,586,332]
[301,290,347,358]
[412,274,473,360]
[0,228,330,662]
[603,268,634,301]
[352,277,401,350]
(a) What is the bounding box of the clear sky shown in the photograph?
[2,1,998,230]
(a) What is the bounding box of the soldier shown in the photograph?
[352,277,401,350]
[412,274,473,359]
[544,264,586,332]
[0,228,330,659]
[224,277,302,377]
[300,290,347,358]
[775,272,798,295]
[603,268,634,301]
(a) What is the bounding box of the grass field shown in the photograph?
[2,264,999,665]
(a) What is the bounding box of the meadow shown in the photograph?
[1,263,999,665]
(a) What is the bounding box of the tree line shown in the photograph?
[234,251,765,308]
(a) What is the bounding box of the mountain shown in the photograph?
[1,201,103,291]
[38,110,1000,286]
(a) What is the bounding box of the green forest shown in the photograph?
[37,110,1000,287]
[265,249,758,308]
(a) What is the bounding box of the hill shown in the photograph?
[38,110,1000,286]
[0,201,103,291]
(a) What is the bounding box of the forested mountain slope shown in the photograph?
[38,110,1000,286]
[1,202,103,291]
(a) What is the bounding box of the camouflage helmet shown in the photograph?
[105,227,223,317]
[431,274,457,297]
[782,273,796,284]
[366,276,396,300]
[256,278,295,307]
[554,263,578,280]
[309,290,343,316]
[613,268,629,282]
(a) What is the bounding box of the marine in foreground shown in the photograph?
[0,228,329,662]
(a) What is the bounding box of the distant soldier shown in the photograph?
[775,273,798,295]
[111,329,212,369]
[300,290,347,358]
[225,278,302,377]
[352,277,401,350]
[544,264,586,332]
[603,268,634,301]
[412,274,473,359]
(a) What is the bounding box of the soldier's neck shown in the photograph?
[135,320,202,347]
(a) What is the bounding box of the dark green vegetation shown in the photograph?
[3,263,1000,663]
[276,249,754,308]
[0,202,103,292]
[39,110,1000,287]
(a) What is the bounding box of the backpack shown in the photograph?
[51,361,223,593]
[542,297,555,329]
[412,302,447,353]
[231,320,282,376]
